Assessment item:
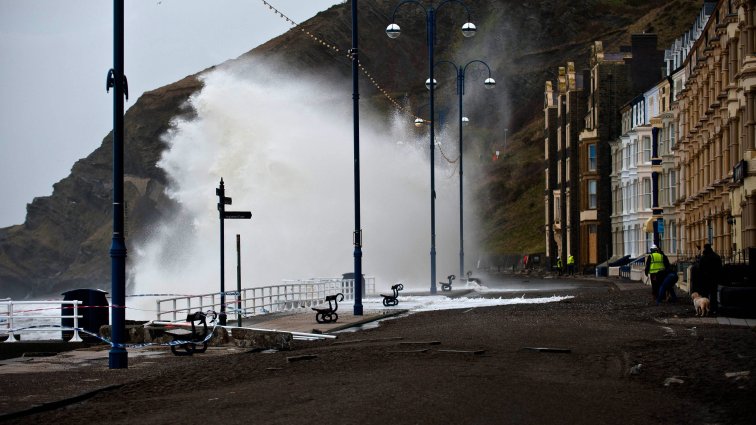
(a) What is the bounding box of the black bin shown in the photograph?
[62,289,108,342]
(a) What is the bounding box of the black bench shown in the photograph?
[167,311,213,356]
[381,283,404,306]
[466,271,481,284]
[440,274,456,292]
[312,293,344,324]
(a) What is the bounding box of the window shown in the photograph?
[588,179,597,209]
[588,144,597,171]
[642,136,652,163]
[643,178,652,210]
[631,182,637,212]
[669,170,677,204]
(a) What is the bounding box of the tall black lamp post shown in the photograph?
[351,0,363,315]
[386,0,477,294]
[434,59,494,279]
[107,0,128,369]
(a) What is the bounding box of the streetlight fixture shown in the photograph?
[386,0,477,294]
[434,59,494,279]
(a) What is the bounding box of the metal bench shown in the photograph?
[166,311,213,356]
[440,274,456,291]
[466,271,481,284]
[381,283,404,307]
[312,293,344,324]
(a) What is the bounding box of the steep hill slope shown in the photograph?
[0,0,705,298]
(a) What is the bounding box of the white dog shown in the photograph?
[691,292,710,317]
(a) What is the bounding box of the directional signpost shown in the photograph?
[217,178,251,325]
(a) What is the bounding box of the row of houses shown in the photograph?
[544,0,756,273]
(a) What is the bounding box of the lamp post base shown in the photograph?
[109,347,128,369]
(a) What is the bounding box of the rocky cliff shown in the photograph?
[0,0,704,298]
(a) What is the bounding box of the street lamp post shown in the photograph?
[107,0,128,369]
[386,0,477,294]
[434,60,494,279]
[351,0,363,315]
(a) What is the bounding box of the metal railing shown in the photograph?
[0,300,84,342]
[724,248,751,265]
[156,277,376,322]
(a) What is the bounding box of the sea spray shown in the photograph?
[130,60,483,304]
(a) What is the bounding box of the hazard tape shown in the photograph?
[3,314,221,350]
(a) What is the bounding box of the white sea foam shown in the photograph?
[129,59,485,299]
[360,294,574,312]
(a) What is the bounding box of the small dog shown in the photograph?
[691,292,710,317]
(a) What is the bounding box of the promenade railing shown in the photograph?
[0,300,84,342]
[156,277,376,322]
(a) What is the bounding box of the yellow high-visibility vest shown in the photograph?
[648,252,665,274]
[567,255,575,265]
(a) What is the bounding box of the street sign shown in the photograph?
[216,178,251,326]
[224,211,252,219]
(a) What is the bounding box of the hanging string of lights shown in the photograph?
[259,0,460,165]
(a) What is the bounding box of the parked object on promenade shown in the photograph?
[691,292,710,317]
[61,288,108,342]
[312,293,344,324]
[167,310,214,356]
[381,283,404,307]
[466,271,481,284]
[439,275,456,292]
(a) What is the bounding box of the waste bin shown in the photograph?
[62,289,108,342]
[342,273,365,296]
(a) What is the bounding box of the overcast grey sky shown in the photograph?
[0,0,339,227]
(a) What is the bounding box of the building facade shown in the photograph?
[675,0,756,260]
[545,1,756,272]
[578,35,664,269]
[544,64,585,269]
[612,95,656,258]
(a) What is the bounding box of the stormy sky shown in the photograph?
[0,0,339,227]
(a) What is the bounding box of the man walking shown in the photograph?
[645,244,670,300]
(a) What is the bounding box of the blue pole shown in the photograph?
[428,8,437,294]
[352,0,364,315]
[109,0,128,369]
